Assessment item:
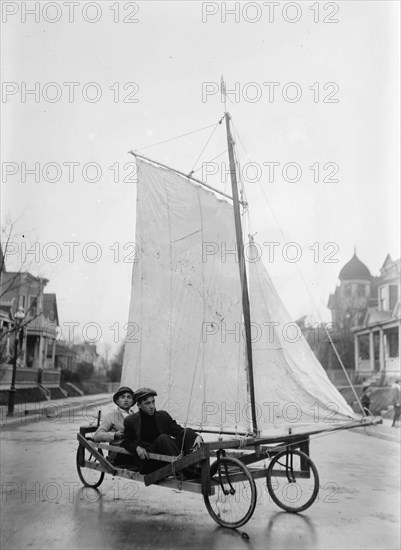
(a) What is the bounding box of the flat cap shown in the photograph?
[134,387,157,403]
[113,386,134,405]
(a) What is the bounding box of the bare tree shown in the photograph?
[1,219,47,345]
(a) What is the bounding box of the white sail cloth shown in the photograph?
[121,158,356,435]
[122,159,250,431]
[248,243,356,434]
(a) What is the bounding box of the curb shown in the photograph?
[0,394,112,429]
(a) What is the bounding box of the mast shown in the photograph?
[225,111,258,435]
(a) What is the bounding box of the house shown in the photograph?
[327,250,375,372]
[73,341,99,367]
[0,270,60,388]
[55,341,78,372]
[352,255,400,384]
[328,251,375,334]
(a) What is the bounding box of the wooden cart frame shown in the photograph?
[76,418,375,528]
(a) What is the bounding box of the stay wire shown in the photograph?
[135,122,220,153]
[231,120,366,417]
[188,115,225,177]
[190,149,228,175]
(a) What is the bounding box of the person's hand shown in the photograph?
[136,445,149,460]
[114,430,124,440]
[191,435,203,451]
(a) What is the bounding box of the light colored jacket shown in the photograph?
[93,406,132,443]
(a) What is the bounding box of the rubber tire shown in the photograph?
[204,456,257,529]
[76,443,105,488]
[266,449,319,513]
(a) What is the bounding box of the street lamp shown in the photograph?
[7,306,25,417]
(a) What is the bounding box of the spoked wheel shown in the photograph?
[204,456,257,529]
[76,443,105,488]
[266,449,319,513]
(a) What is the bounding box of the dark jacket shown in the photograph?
[361,394,371,409]
[122,410,191,455]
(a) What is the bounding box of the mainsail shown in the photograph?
[248,243,356,434]
[121,157,356,435]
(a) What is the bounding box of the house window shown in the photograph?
[47,340,53,358]
[379,287,387,311]
[388,330,399,358]
[373,332,380,360]
[20,295,26,309]
[358,334,370,360]
[28,296,37,318]
[357,284,365,298]
[389,285,399,312]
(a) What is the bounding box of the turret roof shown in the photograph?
[339,253,372,281]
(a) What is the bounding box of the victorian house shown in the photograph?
[328,252,400,384]
[0,269,60,389]
[352,255,400,384]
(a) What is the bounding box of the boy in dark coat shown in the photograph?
[122,387,202,474]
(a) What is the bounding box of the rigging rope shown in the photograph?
[134,122,220,152]
[188,116,225,177]
[190,149,228,176]
[231,120,367,417]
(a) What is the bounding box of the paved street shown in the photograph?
[1,402,400,550]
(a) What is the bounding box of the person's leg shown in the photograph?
[392,406,401,426]
[109,442,141,469]
[113,449,140,469]
[392,406,397,426]
[151,433,181,455]
[176,428,198,454]
[139,434,180,474]
[176,429,202,479]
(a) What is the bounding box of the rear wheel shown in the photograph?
[266,449,319,512]
[204,456,257,528]
[76,443,105,488]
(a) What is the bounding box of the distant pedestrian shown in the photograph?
[361,386,372,416]
[391,380,400,428]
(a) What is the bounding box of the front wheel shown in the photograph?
[266,449,319,513]
[76,443,105,488]
[204,456,257,529]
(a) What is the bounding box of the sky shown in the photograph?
[1,0,400,357]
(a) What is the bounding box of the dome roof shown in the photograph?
[339,253,372,281]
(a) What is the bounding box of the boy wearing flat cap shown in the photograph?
[94,386,136,465]
[122,387,203,475]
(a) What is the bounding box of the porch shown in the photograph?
[354,321,400,384]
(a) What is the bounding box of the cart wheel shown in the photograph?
[76,444,105,488]
[266,449,319,513]
[204,456,257,529]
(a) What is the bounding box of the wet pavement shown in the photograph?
[1,400,400,550]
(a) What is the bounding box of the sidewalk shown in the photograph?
[0,393,113,429]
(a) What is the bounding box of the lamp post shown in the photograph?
[7,306,25,417]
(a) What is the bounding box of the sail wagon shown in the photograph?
[76,112,379,528]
